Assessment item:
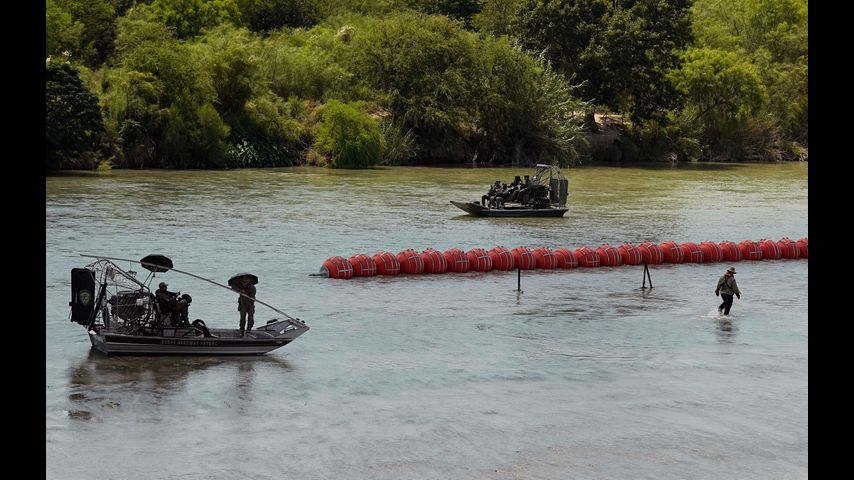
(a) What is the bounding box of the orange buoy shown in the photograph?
[738,240,763,260]
[348,253,377,277]
[574,246,600,267]
[719,241,742,262]
[532,247,558,269]
[777,238,800,259]
[396,249,425,274]
[759,239,782,259]
[596,244,622,267]
[796,237,808,258]
[488,246,515,271]
[511,246,536,270]
[443,248,470,273]
[466,248,493,272]
[680,242,704,263]
[372,251,400,275]
[421,249,448,273]
[699,241,723,263]
[638,242,664,264]
[320,256,353,279]
[660,241,685,264]
[618,243,642,265]
[553,248,578,269]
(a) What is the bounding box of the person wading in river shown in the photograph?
[715,266,741,316]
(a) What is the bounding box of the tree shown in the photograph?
[150,0,241,39]
[46,61,106,170]
[514,0,692,123]
[312,100,383,168]
[236,0,319,32]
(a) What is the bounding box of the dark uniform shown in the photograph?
[238,283,256,336]
[155,282,189,326]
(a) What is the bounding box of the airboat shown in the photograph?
[69,254,309,355]
[451,164,570,217]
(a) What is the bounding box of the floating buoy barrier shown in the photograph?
[739,240,763,260]
[553,248,578,269]
[511,247,536,270]
[421,249,448,274]
[443,248,470,273]
[618,243,642,265]
[719,241,743,262]
[489,246,514,271]
[777,238,800,259]
[348,253,377,277]
[320,236,806,279]
[397,249,425,274]
[699,241,723,263]
[759,239,782,260]
[574,246,600,268]
[680,242,704,263]
[467,248,493,272]
[638,242,664,264]
[532,247,558,269]
[320,256,353,279]
[796,237,808,258]
[660,241,685,264]
[372,251,400,275]
[597,244,622,267]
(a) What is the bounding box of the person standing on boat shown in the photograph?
[237,277,256,337]
[715,267,741,315]
[155,281,189,326]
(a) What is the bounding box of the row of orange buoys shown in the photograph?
[319,237,808,279]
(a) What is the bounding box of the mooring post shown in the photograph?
[517,267,522,292]
[642,263,653,289]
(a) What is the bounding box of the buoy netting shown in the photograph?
[796,237,808,258]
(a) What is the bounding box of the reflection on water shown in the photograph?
[66,350,293,421]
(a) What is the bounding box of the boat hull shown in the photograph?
[88,323,309,356]
[450,201,568,217]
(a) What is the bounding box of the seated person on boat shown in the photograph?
[155,281,190,326]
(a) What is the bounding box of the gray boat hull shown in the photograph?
[88,320,309,356]
[451,201,568,217]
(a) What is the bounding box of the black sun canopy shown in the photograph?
[140,254,173,272]
[228,273,259,288]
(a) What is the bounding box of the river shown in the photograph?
[46,163,808,479]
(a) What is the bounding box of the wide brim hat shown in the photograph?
[727,267,736,273]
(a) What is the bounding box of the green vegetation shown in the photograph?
[45,0,807,169]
